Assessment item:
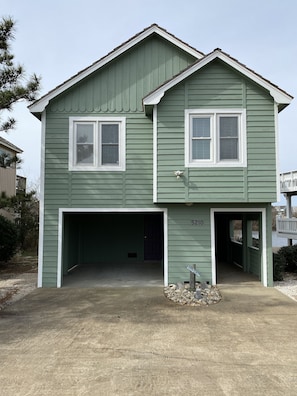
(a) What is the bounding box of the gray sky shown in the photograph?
[2,0,297,201]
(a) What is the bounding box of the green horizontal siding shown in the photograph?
[246,83,276,201]
[157,60,276,203]
[41,35,198,285]
[167,205,212,284]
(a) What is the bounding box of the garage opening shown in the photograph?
[61,211,164,287]
[215,212,262,284]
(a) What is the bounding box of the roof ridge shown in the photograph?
[29,24,204,115]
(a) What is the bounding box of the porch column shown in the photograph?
[242,214,248,272]
[286,193,293,246]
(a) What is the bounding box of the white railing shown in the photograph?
[280,170,297,193]
[276,217,297,239]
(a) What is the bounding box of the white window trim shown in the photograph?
[69,117,126,171]
[185,109,247,168]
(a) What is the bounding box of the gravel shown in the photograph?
[274,273,297,301]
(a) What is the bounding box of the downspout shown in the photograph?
[274,103,281,202]
[153,105,158,203]
[37,110,46,287]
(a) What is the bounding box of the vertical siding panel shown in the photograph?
[100,68,108,112]
[50,36,196,115]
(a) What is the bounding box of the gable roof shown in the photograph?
[0,136,23,154]
[143,48,293,112]
[29,24,204,118]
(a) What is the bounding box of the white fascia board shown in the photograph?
[216,52,293,105]
[153,27,204,59]
[143,51,292,107]
[143,53,221,105]
[29,25,203,115]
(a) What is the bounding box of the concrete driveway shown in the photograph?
[1,283,297,395]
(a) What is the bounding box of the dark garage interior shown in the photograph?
[62,212,164,287]
[215,212,261,284]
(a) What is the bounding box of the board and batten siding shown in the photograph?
[156,60,277,203]
[49,36,196,114]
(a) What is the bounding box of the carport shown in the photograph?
[59,209,166,287]
[212,208,266,285]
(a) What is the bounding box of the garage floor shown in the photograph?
[62,260,258,288]
[63,261,164,287]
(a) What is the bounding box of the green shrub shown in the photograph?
[0,214,18,262]
[277,244,297,273]
[273,252,285,281]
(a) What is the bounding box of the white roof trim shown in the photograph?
[0,137,23,153]
[143,50,293,107]
[29,25,203,115]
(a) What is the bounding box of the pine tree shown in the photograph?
[0,16,40,133]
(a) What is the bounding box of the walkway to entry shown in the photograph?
[217,261,259,285]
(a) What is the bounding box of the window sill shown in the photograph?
[69,166,125,172]
[186,161,246,168]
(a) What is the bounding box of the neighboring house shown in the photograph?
[29,24,292,288]
[0,136,24,197]
[276,171,297,241]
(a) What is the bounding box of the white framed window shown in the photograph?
[69,117,126,171]
[185,109,246,167]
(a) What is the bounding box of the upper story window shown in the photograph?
[0,148,17,168]
[69,117,126,171]
[185,109,246,167]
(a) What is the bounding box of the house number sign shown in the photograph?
[191,219,204,226]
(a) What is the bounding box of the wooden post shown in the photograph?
[190,264,196,291]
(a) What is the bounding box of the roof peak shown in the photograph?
[29,24,204,117]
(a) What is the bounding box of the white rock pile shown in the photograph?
[274,272,297,301]
[164,282,222,306]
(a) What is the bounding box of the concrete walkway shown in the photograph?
[1,284,297,395]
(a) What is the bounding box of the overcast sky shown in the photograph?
[1,0,297,202]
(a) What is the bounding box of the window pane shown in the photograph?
[76,124,94,164]
[220,139,238,159]
[219,116,238,160]
[76,124,94,143]
[102,146,118,164]
[220,117,238,137]
[102,124,119,144]
[192,117,210,137]
[101,124,119,165]
[192,140,210,160]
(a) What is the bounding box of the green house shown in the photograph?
[29,24,292,288]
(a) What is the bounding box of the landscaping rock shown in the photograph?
[164,282,222,306]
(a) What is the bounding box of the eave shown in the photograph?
[143,49,293,112]
[29,24,204,119]
[0,137,23,154]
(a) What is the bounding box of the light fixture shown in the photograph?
[174,170,184,179]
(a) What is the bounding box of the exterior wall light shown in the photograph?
[174,170,184,179]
